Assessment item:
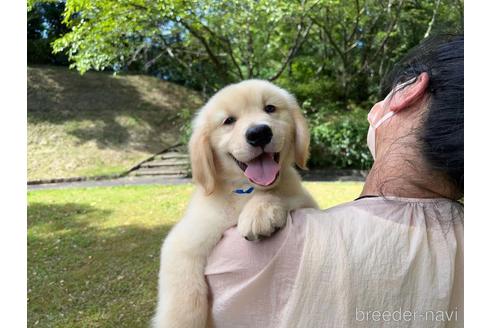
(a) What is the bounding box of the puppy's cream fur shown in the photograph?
[153,80,318,327]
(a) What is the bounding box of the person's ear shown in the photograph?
[388,72,430,113]
[188,123,216,195]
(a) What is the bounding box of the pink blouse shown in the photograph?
[205,197,464,328]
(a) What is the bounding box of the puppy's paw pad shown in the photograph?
[238,203,287,241]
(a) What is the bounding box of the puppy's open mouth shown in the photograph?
[230,152,280,187]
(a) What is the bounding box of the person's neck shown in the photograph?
[361,149,459,200]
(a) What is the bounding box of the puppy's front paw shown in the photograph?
[237,201,287,241]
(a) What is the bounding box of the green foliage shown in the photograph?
[28,0,463,169]
[46,0,315,92]
[28,1,69,65]
[309,107,372,169]
[28,39,54,64]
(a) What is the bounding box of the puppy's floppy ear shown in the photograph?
[291,103,310,170]
[188,124,216,194]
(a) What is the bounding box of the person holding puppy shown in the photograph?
[206,34,464,328]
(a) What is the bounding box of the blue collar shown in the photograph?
[233,186,254,194]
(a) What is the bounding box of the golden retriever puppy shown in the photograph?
[153,80,318,328]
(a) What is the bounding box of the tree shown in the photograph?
[38,0,462,98]
[28,0,69,65]
[28,0,464,168]
[47,0,319,92]
[282,0,464,106]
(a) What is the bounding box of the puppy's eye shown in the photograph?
[264,105,276,113]
[223,116,236,125]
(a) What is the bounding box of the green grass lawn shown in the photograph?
[28,182,363,327]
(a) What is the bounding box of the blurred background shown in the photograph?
[27,1,463,327]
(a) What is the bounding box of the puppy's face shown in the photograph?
[189,80,309,194]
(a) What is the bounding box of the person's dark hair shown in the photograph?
[381,34,464,195]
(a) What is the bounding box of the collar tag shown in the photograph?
[233,186,254,195]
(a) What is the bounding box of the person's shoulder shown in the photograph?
[292,200,362,222]
[290,198,396,234]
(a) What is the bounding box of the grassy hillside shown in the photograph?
[28,66,203,181]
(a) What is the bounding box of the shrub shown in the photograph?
[28,39,69,66]
[308,107,372,169]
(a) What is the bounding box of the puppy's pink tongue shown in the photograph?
[244,153,280,186]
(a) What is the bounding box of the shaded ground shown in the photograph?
[27,182,363,327]
[28,176,192,191]
[28,65,203,180]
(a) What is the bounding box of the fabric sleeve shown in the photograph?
[205,212,306,328]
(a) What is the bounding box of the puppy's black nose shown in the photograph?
[246,124,273,147]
